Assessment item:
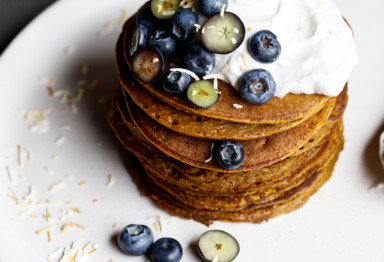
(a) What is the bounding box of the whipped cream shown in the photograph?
[210,0,358,97]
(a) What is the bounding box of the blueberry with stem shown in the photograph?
[148,29,178,59]
[118,224,154,256]
[213,141,245,170]
[183,43,216,77]
[163,71,192,94]
[239,69,276,105]
[171,9,198,41]
[249,30,281,63]
[149,237,183,262]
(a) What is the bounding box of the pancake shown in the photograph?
[116,20,331,124]
[124,140,342,225]
[140,122,343,211]
[121,73,324,140]
[112,85,341,181]
[125,92,336,172]
[110,89,343,197]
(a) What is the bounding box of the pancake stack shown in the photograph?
[107,8,349,226]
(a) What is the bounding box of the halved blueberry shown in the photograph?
[197,230,240,262]
[149,237,183,262]
[151,0,181,19]
[171,9,198,41]
[249,30,281,63]
[128,24,149,57]
[239,69,276,105]
[187,80,219,108]
[132,46,165,83]
[213,141,245,170]
[199,0,228,16]
[117,224,154,256]
[183,43,215,77]
[148,30,178,59]
[163,71,191,94]
[201,12,245,54]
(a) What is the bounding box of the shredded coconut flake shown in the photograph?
[55,136,66,146]
[170,68,200,81]
[61,222,87,233]
[203,73,227,82]
[6,165,17,185]
[220,4,226,17]
[45,166,54,175]
[233,103,244,109]
[212,255,219,262]
[120,9,128,25]
[162,11,175,16]
[49,181,67,193]
[205,143,215,163]
[106,174,115,187]
[242,51,250,69]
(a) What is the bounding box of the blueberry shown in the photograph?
[171,9,198,41]
[148,30,178,59]
[199,0,228,16]
[117,224,154,256]
[201,12,245,54]
[183,43,215,77]
[132,46,165,83]
[136,6,158,33]
[128,24,149,57]
[151,0,181,19]
[149,238,183,262]
[213,141,245,170]
[239,69,276,105]
[249,30,281,63]
[163,71,191,94]
[187,80,219,108]
[198,230,240,262]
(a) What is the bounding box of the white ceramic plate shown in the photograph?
[1,0,384,261]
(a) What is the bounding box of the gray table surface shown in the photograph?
[0,0,56,55]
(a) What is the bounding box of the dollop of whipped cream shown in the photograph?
[212,0,358,97]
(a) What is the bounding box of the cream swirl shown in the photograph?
[211,0,358,97]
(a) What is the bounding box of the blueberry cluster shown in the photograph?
[240,30,281,105]
[118,225,240,262]
[129,0,248,109]
[118,224,183,262]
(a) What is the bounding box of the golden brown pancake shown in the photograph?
[123,141,342,225]
[125,92,336,172]
[121,73,324,140]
